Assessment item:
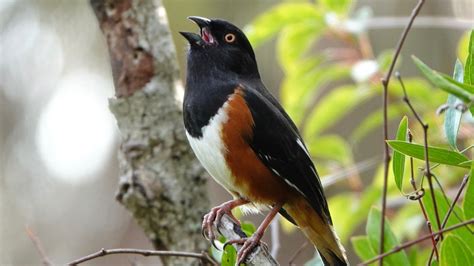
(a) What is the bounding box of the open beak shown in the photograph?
[179,16,215,46]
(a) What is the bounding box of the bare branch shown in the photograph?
[407,132,439,260]
[360,219,474,265]
[25,226,52,266]
[396,72,443,239]
[67,248,217,266]
[379,1,425,264]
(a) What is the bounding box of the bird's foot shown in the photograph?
[202,202,241,248]
[224,232,265,265]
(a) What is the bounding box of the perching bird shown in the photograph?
[180,17,348,265]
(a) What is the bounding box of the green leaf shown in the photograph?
[464,30,474,85]
[241,221,256,237]
[221,244,237,266]
[319,0,353,14]
[386,140,470,168]
[412,56,474,103]
[366,207,410,266]
[281,61,350,125]
[351,236,377,262]
[304,85,372,138]
[277,21,324,70]
[307,134,351,163]
[423,189,474,251]
[245,3,322,47]
[463,161,474,229]
[458,31,471,65]
[440,235,474,266]
[444,60,464,150]
[392,116,408,191]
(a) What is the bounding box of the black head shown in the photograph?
[180,16,260,79]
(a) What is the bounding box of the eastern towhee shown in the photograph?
[180,16,348,266]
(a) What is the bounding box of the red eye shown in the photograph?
[224,33,236,43]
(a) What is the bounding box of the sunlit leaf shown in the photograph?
[393,116,408,191]
[440,235,474,266]
[307,134,351,163]
[282,63,350,125]
[304,85,372,138]
[366,207,410,266]
[458,31,471,65]
[444,60,464,150]
[412,56,474,103]
[245,3,322,47]
[463,161,474,230]
[319,0,352,14]
[386,140,470,168]
[464,30,474,85]
[221,244,237,266]
[277,22,324,70]
[351,236,377,263]
[423,189,474,251]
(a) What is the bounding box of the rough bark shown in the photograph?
[90,0,209,264]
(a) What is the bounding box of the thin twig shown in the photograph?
[396,72,443,240]
[67,248,217,266]
[25,226,52,266]
[378,1,425,264]
[427,174,470,264]
[288,241,309,266]
[407,132,439,260]
[360,219,474,265]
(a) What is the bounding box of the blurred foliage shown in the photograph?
[212,0,474,264]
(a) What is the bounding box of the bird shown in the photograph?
[180,16,348,266]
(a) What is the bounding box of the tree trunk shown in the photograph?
[90,0,209,264]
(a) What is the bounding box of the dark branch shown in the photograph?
[396,72,443,239]
[379,0,425,264]
[407,132,439,259]
[360,219,474,265]
[67,248,217,266]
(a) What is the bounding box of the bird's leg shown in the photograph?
[225,202,283,265]
[202,198,249,247]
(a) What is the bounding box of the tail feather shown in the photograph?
[285,196,348,266]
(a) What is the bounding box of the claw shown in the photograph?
[235,234,263,265]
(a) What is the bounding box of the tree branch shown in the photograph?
[379,1,425,264]
[213,214,279,266]
[360,219,474,265]
[67,248,217,266]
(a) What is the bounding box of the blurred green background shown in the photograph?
[0,0,472,265]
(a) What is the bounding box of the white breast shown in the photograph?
[186,102,236,192]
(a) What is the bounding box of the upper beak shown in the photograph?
[179,16,212,45]
[187,16,211,29]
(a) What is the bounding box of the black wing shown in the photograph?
[241,82,332,224]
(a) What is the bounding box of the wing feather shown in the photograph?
[240,84,332,224]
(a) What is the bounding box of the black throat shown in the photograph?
[183,46,259,138]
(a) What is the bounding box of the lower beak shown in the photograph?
[179,32,202,44]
